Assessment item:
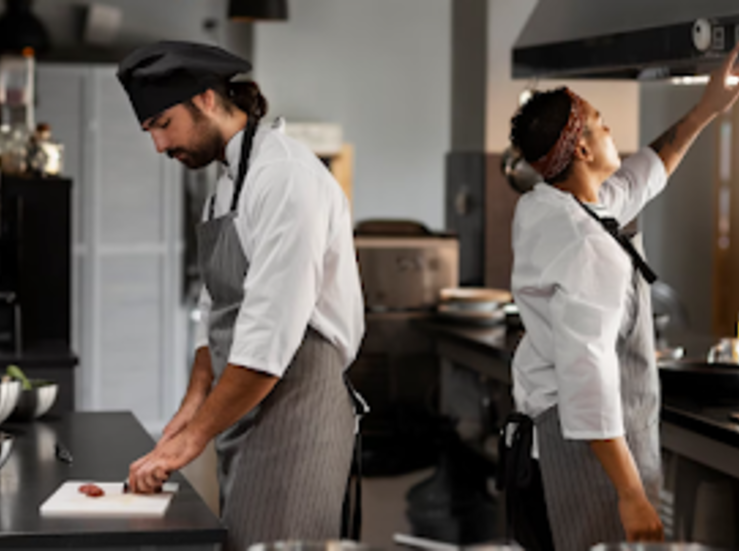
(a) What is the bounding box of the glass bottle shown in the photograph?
[0,123,28,175]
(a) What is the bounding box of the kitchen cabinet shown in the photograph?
[0,174,78,412]
[35,64,188,433]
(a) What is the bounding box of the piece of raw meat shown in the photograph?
[78,483,105,498]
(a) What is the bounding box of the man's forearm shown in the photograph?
[649,105,715,177]
[590,437,645,499]
[185,364,279,446]
[182,346,215,408]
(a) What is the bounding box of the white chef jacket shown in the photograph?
[194,124,365,377]
[510,147,667,446]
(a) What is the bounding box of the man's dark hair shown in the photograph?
[184,79,269,123]
[510,87,573,184]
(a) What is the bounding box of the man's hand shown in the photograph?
[619,489,665,542]
[128,363,278,494]
[128,429,207,494]
[697,41,739,119]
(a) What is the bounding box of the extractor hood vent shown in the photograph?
[513,0,739,79]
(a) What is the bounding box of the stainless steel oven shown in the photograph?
[354,221,459,311]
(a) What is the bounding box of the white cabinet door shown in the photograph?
[36,64,187,434]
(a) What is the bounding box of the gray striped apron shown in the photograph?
[535,232,662,551]
[197,120,356,551]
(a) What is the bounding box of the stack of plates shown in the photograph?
[436,288,512,326]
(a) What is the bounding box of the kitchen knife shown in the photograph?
[123,480,179,493]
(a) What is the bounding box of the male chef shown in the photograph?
[117,41,366,550]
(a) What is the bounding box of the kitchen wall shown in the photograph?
[640,83,716,336]
[252,0,451,231]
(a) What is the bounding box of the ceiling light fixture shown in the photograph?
[0,0,49,55]
[670,75,739,86]
[228,0,288,22]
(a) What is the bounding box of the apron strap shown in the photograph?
[341,374,369,541]
[208,194,217,221]
[576,199,658,284]
[206,117,259,221]
[230,117,259,213]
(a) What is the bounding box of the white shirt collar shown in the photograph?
[532,182,609,213]
[223,129,245,181]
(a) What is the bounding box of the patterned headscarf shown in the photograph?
[530,88,586,181]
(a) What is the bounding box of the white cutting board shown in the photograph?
[40,481,177,517]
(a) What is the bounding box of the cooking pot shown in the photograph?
[501,146,543,194]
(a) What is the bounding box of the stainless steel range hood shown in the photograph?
[513,0,739,79]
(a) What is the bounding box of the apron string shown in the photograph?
[206,117,259,221]
[208,194,217,221]
[230,117,259,213]
[575,199,658,284]
[341,374,369,541]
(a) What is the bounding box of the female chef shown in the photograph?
[116,42,366,551]
[500,44,739,550]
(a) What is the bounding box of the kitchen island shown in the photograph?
[0,411,226,550]
[417,319,739,546]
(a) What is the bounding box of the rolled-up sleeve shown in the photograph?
[193,285,212,350]
[228,161,329,377]
[193,196,214,352]
[599,147,667,226]
[547,233,631,440]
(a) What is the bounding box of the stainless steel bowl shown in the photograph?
[249,542,377,551]
[10,381,58,421]
[0,380,21,424]
[591,543,726,550]
[0,432,13,469]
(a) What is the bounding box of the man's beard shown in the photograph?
[166,118,223,169]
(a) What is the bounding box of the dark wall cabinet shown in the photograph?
[0,175,77,412]
[1,176,71,347]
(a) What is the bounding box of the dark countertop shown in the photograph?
[0,341,78,369]
[661,399,739,449]
[0,411,225,548]
[416,319,739,451]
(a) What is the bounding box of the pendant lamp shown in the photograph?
[0,0,49,55]
[228,0,288,22]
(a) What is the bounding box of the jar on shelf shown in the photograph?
[27,123,63,176]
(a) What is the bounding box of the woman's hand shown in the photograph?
[618,489,665,542]
[697,41,739,119]
[649,43,739,175]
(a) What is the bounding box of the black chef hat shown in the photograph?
[117,41,253,124]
